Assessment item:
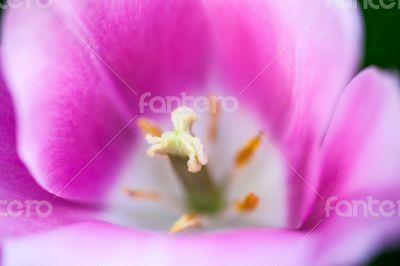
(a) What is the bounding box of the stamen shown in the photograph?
[145,107,208,173]
[123,187,161,201]
[234,192,260,213]
[207,96,220,142]
[169,213,202,234]
[138,118,162,137]
[234,132,263,169]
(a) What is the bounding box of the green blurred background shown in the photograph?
[360,0,400,70]
[0,0,399,265]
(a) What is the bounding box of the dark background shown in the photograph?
[0,0,399,265]
[360,1,400,70]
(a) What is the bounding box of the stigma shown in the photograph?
[145,107,208,173]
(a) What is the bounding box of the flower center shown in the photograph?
[126,105,263,233]
[145,107,222,214]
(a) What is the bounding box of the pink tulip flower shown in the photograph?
[1,0,400,265]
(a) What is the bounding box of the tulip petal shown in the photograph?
[324,68,400,195]
[2,3,135,203]
[4,206,400,266]
[202,0,362,227]
[3,0,214,203]
[205,0,362,137]
[79,0,211,104]
[300,67,400,265]
[2,221,311,266]
[304,67,400,226]
[5,213,399,266]
[0,67,94,239]
[311,191,400,266]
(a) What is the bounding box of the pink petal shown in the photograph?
[304,67,400,226]
[300,67,400,263]
[206,0,362,137]
[311,191,400,266]
[3,221,310,266]
[202,0,362,227]
[0,67,94,239]
[5,215,399,266]
[328,68,400,194]
[2,3,135,203]
[79,0,211,104]
[2,0,213,203]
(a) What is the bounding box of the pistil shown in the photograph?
[144,107,223,214]
[169,156,222,213]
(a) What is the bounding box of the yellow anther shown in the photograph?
[169,213,202,234]
[234,132,263,169]
[208,96,220,142]
[123,187,161,201]
[234,192,260,213]
[138,118,162,137]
